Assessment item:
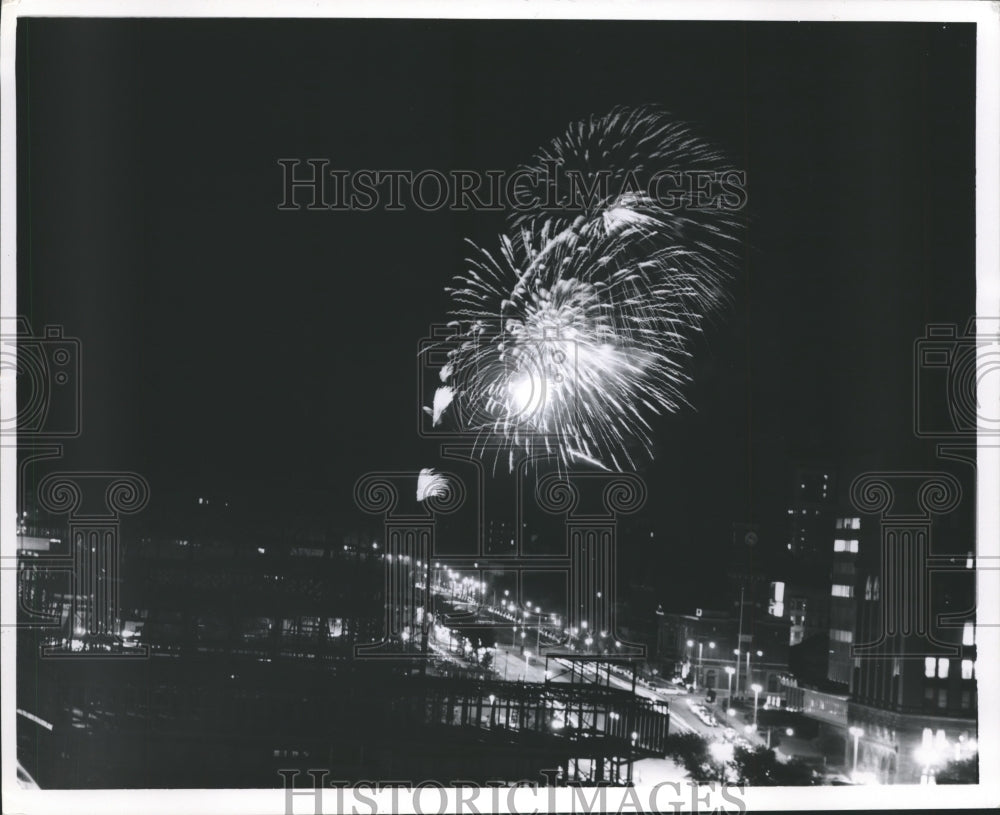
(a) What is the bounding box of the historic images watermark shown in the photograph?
[277,160,748,213]
[278,772,747,815]
[0,317,81,440]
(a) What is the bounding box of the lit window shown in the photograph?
[922,728,932,749]
[938,658,949,679]
[962,622,975,646]
[961,659,974,680]
[831,629,853,643]
[966,552,974,569]
[833,539,858,553]
[848,518,861,530]
[831,584,853,598]
[925,657,936,678]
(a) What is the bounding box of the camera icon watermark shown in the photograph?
[914,317,1000,438]
[0,317,81,439]
[418,324,580,444]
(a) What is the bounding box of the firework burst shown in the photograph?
[416,468,450,502]
[427,106,744,472]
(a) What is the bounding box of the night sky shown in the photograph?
[17,20,976,601]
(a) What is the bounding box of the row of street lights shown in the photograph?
[686,638,765,700]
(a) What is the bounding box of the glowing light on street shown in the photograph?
[710,742,734,764]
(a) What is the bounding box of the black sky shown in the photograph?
[16,19,976,594]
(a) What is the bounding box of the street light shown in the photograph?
[531,607,543,655]
[746,649,763,695]
[725,665,736,704]
[849,726,864,776]
[693,640,716,691]
[750,683,762,727]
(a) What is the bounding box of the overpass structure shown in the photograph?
[17,654,670,788]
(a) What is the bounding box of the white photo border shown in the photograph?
[1,1,997,812]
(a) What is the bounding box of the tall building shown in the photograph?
[787,496,978,784]
[786,467,837,563]
[827,515,862,686]
[780,466,839,658]
[786,584,830,648]
[847,520,977,784]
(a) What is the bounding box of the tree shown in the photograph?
[936,756,978,784]
[663,733,728,784]
[663,733,818,786]
[732,745,778,785]
[772,758,819,786]
[732,745,819,786]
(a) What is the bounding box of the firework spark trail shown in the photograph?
[426,106,744,472]
[416,468,450,502]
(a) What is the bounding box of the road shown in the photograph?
[430,590,841,782]
[430,590,726,742]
